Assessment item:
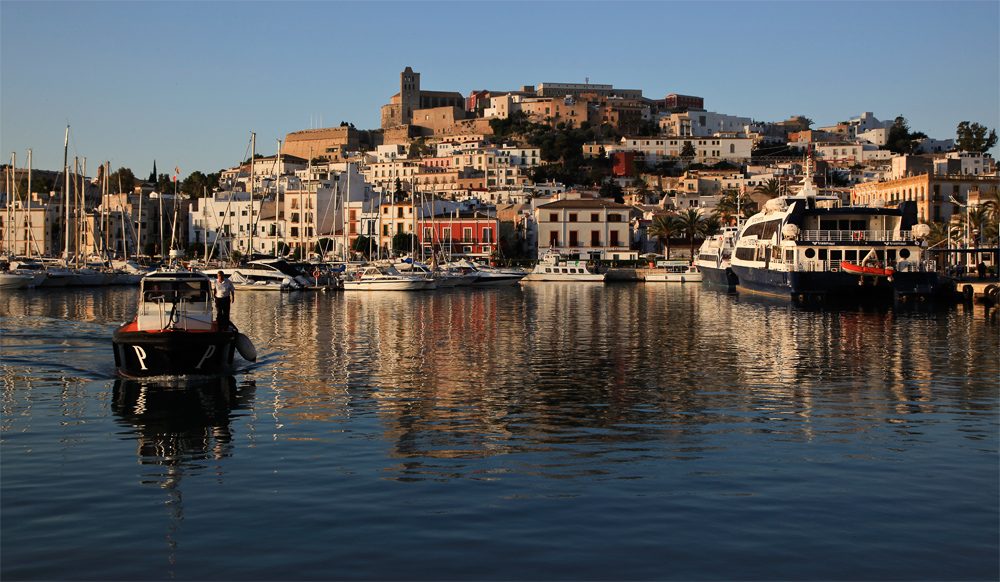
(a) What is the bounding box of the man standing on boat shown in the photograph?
[213,271,236,331]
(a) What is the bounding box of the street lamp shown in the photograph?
[951,195,971,274]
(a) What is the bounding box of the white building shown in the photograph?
[658,110,753,137]
[611,135,754,165]
[531,195,635,261]
[191,164,375,260]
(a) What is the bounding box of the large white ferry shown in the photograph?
[729,159,943,304]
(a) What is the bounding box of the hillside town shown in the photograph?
[2,66,998,271]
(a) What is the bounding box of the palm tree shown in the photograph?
[713,189,756,225]
[921,220,960,249]
[676,208,705,259]
[634,175,652,204]
[754,178,782,198]
[700,216,722,240]
[646,215,680,258]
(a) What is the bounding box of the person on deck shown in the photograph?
[212,271,236,331]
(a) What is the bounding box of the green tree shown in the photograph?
[392,231,417,254]
[393,178,404,203]
[108,167,136,194]
[180,171,220,197]
[646,214,680,258]
[599,180,625,204]
[955,122,998,153]
[314,238,334,257]
[185,242,205,259]
[680,141,696,168]
[714,189,756,224]
[754,178,782,198]
[156,173,176,194]
[700,215,722,239]
[676,208,705,259]
[351,235,372,259]
[884,116,927,154]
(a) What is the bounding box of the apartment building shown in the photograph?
[0,200,58,256]
[658,110,752,137]
[852,173,999,223]
[532,196,635,261]
[608,135,753,164]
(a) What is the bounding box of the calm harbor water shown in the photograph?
[1,283,997,581]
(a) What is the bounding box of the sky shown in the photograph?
[2,1,998,178]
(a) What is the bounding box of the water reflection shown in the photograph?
[112,375,254,473]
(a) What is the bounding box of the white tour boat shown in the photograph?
[521,249,605,282]
[645,260,703,283]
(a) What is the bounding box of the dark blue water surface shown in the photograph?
[2,284,997,581]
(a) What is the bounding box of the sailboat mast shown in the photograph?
[79,158,85,266]
[249,132,255,260]
[63,126,70,261]
[5,155,11,255]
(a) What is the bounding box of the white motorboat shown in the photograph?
[445,260,526,286]
[521,249,605,282]
[394,260,462,288]
[11,259,73,287]
[0,272,32,289]
[645,260,702,283]
[4,259,48,287]
[694,226,740,288]
[206,258,312,291]
[342,263,432,291]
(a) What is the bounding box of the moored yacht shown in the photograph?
[206,258,312,291]
[695,226,740,288]
[521,249,606,282]
[729,158,942,304]
[342,263,431,291]
[645,260,702,283]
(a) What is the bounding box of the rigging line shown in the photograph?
[207,136,254,262]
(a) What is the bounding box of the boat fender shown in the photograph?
[963,285,974,302]
[985,285,998,304]
[235,333,257,362]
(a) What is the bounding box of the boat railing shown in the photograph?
[792,259,936,273]
[798,230,914,243]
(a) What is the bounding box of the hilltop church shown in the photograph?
[380,66,465,129]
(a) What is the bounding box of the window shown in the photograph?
[549,231,559,247]
[569,231,578,246]
[591,231,600,246]
[591,213,599,222]
[463,227,473,242]
[569,213,577,223]
[549,213,558,222]
[610,231,619,246]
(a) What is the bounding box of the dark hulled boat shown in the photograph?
[112,271,255,377]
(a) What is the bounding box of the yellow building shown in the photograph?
[852,173,998,223]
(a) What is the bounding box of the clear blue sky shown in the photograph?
[2,1,998,178]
